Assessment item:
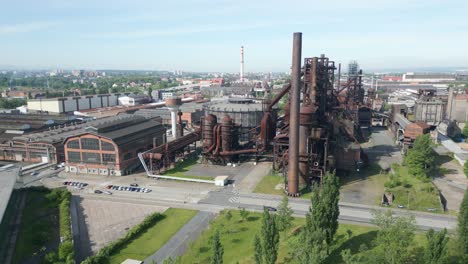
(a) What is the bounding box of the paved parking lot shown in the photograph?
[73,196,168,259]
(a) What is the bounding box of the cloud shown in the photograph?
[0,22,56,35]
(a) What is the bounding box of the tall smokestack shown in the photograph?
[240,46,244,82]
[287,32,302,196]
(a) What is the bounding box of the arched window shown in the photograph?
[81,138,99,150]
[101,141,115,151]
[67,140,80,149]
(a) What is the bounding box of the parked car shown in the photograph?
[103,191,112,195]
[30,171,39,176]
[130,183,139,187]
[63,182,69,185]
[106,185,113,189]
[94,190,103,194]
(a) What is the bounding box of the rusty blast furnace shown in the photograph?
[140,32,366,196]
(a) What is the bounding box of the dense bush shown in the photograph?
[82,212,164,264]
[42,188,74,264]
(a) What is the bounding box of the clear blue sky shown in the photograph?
[0,0,467,72]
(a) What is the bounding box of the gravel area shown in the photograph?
[73,196,167,260]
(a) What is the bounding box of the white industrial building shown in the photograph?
[118,94,151,106]
[27,94,124,113]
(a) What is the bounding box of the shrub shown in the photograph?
[384,174,402,189]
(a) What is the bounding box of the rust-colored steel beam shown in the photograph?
[267,83,291,112]
[287,32,302,196]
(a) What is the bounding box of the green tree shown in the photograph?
[27,91,33,99]
[148,87,153,100]
[372,210,416,264]
[424,228,448,264]
[459,189,468,258]
[463,124,468,138]
[240,208,249,222]
[321,171,340,249]
[253,234,262,264]
[464,162,468,178]
[260,208,279,264]
[405,134,434,177]
[211,230,223,264]
[277,196,294,235]
[340,249,363,264]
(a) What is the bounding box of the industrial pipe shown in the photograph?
[287,32,302,196]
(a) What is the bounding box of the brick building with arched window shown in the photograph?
[64,115,166,176]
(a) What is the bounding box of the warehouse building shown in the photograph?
[64,115,166,176]
[27,93,127,113]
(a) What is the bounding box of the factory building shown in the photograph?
[134,102,204,128]
[447,88,468,122]
[64,115,166,176]
[414,98,446,125]
[204,98,275,141]
[118,94,152,106]
[402,73,456,82]
[27,93,126,113]
[0,113,83,163]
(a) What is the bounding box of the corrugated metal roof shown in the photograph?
[394,113,411,129]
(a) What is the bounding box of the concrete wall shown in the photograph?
[28,94,122,113]
[414,101,445,124]
[27,100,61,113]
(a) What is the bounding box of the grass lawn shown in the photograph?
[384,165,443,213]
[108,208,198,264]
[253,174,284,195]
[162,158,211,180]
[182,209,462,264]
[13,188,59,263]
[254,164,387,202]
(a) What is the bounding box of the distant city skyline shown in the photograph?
[1,0,467,72]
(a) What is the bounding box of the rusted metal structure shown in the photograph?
[139,32,365,194]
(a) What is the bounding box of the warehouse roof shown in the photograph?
[64,114,165,146]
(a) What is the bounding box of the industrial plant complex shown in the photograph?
[0,31,467,264]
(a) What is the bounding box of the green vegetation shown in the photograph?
[182,209,464,263]
[0,191,20,262]
[162,157,211,180]
[464,162,468,178]
[384,164,442,212]
[258,208,280,264]
[276,197,294,235]
[463,124,468,139]
[97,208,196,263]
[424,228,449,264]
[211,230,224,264]
[404,134,435,178]
[0,97,26,108]
[290,172,340,263]
[370,210,416,263]
[13,187,73,264]
[253,173,284,196]
[459,189,468,260]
